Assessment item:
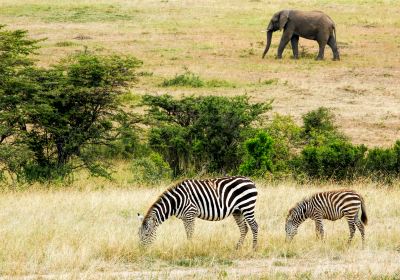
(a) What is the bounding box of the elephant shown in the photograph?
[262,10,340,60]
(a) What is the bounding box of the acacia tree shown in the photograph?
[0,26,142,183]
[0,26,40,182]
[143,94,271,176]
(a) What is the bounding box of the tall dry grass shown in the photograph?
[0,179,399,278]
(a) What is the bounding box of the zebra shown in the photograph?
[285,190,368,246]
[137,176,259,249]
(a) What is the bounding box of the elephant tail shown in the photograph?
[333,25,337,43]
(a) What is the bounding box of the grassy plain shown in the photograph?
[1,0,400,146]
[1,0,400,279]
[1,177,400,279]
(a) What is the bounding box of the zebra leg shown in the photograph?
[314,219,324,240]
[182,217,196,240]
[346,216,356,244]
[355,216,365,248]
[232,210,248,249]
[243,211,258,250]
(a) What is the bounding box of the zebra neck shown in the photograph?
[297,201,311,222]
[149,191,181,224]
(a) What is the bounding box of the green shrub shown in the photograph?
[239,132,274,176]
[300,140,367,180]
[148,125,190,176]
[161,71,204,87]
[265,114,302,174]
[143,94,271,176]
[302,107,345,145]
[130,153,172,184]
[161,70,235,88]
[365,141,400,177]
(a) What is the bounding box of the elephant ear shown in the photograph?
[279,10,290,30]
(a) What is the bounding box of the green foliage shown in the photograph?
[0,27,143,183]
[0,26,40,182]
[161,70,236,88]
[265,114,302,174]
[161,71,204,87]
[143,94,271,176]
[239,131,274,176]
[205,79,236,88]
[130,152,172,184]
[300,140,367,180]
[302,107,345,145]
[365,141,400,177]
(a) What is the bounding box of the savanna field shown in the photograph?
[1,0,400,279]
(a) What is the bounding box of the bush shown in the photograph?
[365,141,400,177]
[143,94,271,176]
[161,70,236,88]
[148,125,190,176]
[302,107,345,145]
[265,114,302,173]
[130,153,172,184]
[161,71,204,87]
[300,140,367,180]
[239,131,274,176]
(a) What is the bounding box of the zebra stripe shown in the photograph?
[285,190,367,246]
[138,176,258,249]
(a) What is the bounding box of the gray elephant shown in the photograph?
[262,10,340,60]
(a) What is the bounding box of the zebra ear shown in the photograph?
[137,213,144,222]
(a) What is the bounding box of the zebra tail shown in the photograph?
[360,197,368,225]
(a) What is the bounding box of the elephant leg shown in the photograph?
[233,210,248,249]
[290,35,299,59]
[277,31,293,59]
[327,35,340,60]
[316,33,328,60]
[316,41,327,60]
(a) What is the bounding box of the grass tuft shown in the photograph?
[161,71,236,88]
[54,41,76,47]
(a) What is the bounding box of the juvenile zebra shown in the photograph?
[285,190,367,245]
[137,176,259,249]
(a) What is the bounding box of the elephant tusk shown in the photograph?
[261,30,267,32]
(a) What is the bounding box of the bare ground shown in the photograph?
[6,252,400,279]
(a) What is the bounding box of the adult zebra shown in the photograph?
[285,190,367,245]
[137,176,259,249]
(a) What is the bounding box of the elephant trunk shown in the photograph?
[262,30,273,59]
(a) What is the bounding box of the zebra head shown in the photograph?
[137,213,158,246]
[285,202,307,241]
[285,210,298,241]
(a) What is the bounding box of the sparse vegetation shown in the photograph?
[161,70,236,88]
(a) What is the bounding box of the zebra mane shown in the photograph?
[287,197,310,218]
[143,180,184,220]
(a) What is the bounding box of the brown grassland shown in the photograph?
[1,0,400,279]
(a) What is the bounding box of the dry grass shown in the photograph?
[0,176,399,279]
[1,0,400,146]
